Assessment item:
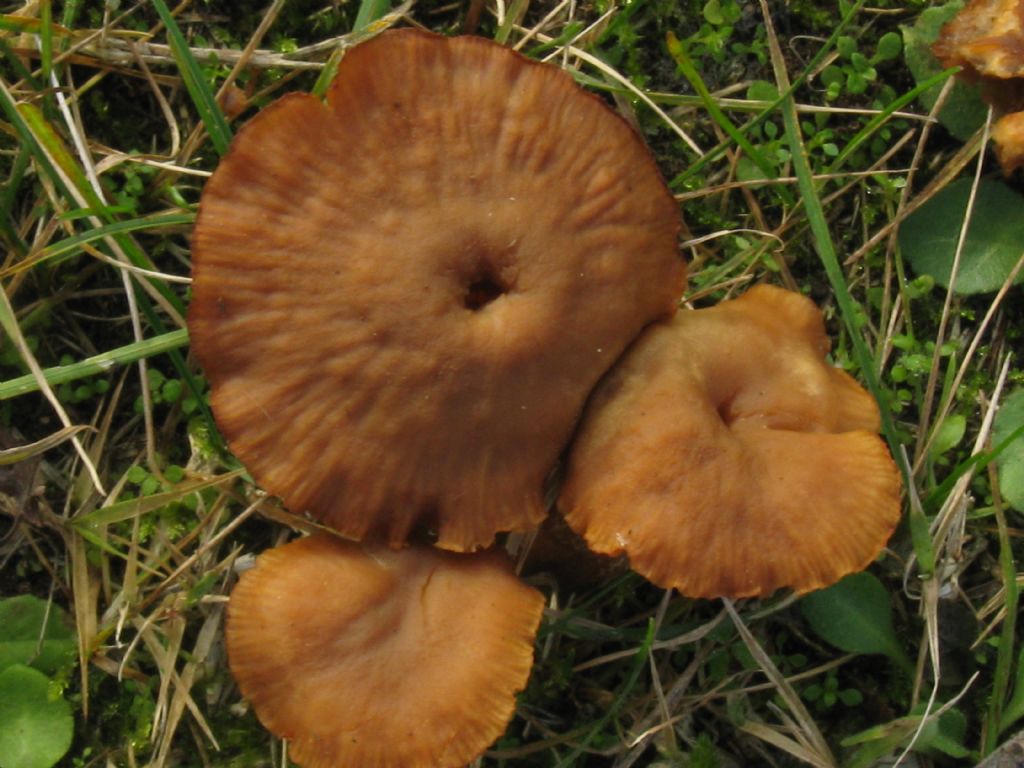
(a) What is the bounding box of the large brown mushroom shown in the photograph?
[559,285,902,599]
[227,534,544,768]
[189,29,685,551]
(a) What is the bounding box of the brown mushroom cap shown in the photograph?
[227,534,545,768]
[559,285,902,599]
[932,0,1024,173]
[933,0,1024,84]
[189,29,685,551]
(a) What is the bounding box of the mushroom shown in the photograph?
[559,285,902,599]
[992,110,1024,172]
[188,28,686,552]
[932,0,1024,82]
[226,534,545,768]
[933,0,1024,173]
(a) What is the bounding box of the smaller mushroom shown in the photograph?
[559,285,902,599]
[932,0,1024,173]
[932,0,1024,84]
[992,111,1024,171]
[227,534,544,768]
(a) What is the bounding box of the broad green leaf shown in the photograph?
[0,597,75,676]
[746,80,779,102]
[874,31,902,62]
[843,717,916,768]
[0,665,73,768]
[901,2,987,141]
[842,707,968,767]
[703,0,725,25]
[1000,644,1024,731]
[994,388,1024,512]
[800,573,913,674]
[899,177,1024,294]
[915,707,969,758]
[931,414,966,457]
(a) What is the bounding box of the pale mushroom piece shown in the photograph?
[992,110,1024,171]
[559,285,902,600]
[226,534,545,768]
[189,28,686,552]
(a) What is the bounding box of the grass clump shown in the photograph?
[2,0,1024,766]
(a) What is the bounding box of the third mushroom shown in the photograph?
[559,285,902,599]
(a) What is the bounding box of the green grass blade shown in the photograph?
[71,524,129,560]
[923,423,1024,514]
[768,49,895,441]
[671,0,868,189]
[353,0,391,31]
[1000,645,1024,733]
[0,37,40,90]
[0,425,94,466]
[151,0,232,157]
[18,104,99,202]
[554,620,656,767]
[986,495,1019,750]
[827,67,961,174]
[0,144,30,257]
[0,97,81,206]
[60,0,83,27]
[8,101,208,453]
[667,32,793,206]
[760,2,927,576]
[39,0,53,83]
[13,101,188,316]
[495,0,529,44]
[2,213,195,277]
[73,470,244,528]
[0,330,189,400]
[312,47,346,98]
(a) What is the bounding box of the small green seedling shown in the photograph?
[820,32,902,100]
